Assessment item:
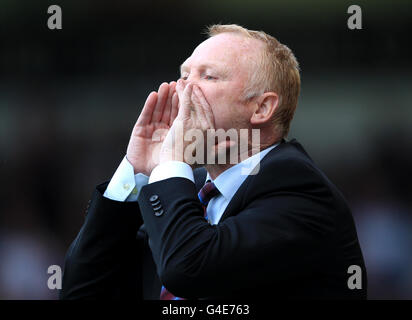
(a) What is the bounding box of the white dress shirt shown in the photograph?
[104,144,278,225]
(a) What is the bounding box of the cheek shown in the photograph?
[198,84,245,129]
[198,85,225,114]
[201,85,233,109]
[198,85,223,105]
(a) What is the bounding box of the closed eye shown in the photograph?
[204,75,217,80]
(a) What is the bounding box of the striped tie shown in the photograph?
[160,180,220,300]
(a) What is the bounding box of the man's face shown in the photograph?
[180,33,260,132]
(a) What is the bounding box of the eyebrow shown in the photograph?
[179,63,229,76]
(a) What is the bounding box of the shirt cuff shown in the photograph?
[149,161,194,184]
[104,156,149,201]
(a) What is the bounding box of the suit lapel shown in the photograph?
[191,139,297,223]
[219,174,252,222]
[219,139,289,222]
[193,168,207,193]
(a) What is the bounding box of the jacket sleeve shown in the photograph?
[60,182,144,299]
[137,159,340,299]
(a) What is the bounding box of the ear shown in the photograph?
[250,92,279,125]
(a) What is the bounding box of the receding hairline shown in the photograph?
[179,34,262,77]
[206,24,270,47]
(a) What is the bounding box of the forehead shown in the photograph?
[181,33,260,74]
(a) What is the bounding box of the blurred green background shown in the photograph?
[0,0,411,299]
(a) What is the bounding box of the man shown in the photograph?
[60,24,367,299]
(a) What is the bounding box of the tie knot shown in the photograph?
[198,181,220,206]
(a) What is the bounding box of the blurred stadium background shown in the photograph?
[0,0,411,299]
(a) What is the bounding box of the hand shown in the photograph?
[126,82,178,175]
[159,80,215,168]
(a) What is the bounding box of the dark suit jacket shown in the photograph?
[60,139,367,299]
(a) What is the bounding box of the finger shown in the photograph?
[175,79,192,105]
[161,81,176,124]
[191,90,208,128]
[175,79,185,98]
[193,85,215,128]
[177,82,193,119]
[151,82,169,122]
[136,91,158,126]
[169,92,179,125]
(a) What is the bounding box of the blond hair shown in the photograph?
[207,24,300,137]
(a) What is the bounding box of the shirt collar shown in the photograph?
[205,143,278,201]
